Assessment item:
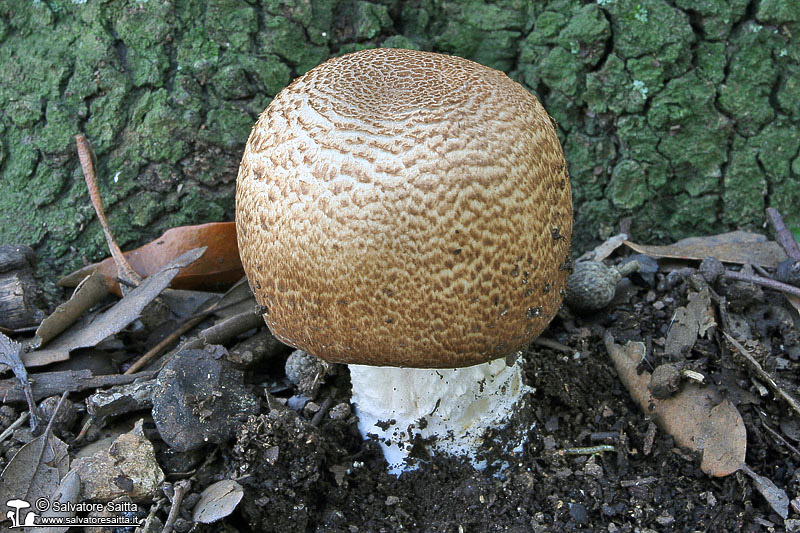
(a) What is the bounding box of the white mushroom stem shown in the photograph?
[348,356,531,474]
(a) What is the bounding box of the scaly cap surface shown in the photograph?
[236,48,572,367]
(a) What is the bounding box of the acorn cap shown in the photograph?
[236,48,572,368]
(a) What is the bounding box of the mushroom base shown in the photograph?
[349,357,531,474]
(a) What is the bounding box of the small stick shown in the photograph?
[551,444,616,456]
[533,337,574,354]
[723,270,800,298]
[75,134,142,290]
[161,479,191,533]
[0,411,30,443]
[73,415,95,444]
[724,332,800,418]
[766,208,800,260]
[311,397,333,427]
[759,418,800,459]
[124,312,210,375]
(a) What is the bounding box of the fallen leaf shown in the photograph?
[34,270,110,349]
[740,463,789,519]
[58,223,241,296]
[192,479,244,524]
[604,332,745,476]
[24,248,205,368]
[36,470,81,533]
[664,288,715,357]
[625,231,788,268]
[0,432,63,520]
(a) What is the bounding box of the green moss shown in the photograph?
[381,35,421,50]
[126,191,167,228]
[723,135,766,226]
[718,22,780,136]
[606,0,694,69]
[563,133,616,203]
[667,193,721,237]
[673,0,748,40]
[260,15,329,74]
[435,0,528,70]
[29,162,68,208]
[199,103,256,149]
[751,119,800,179]
[352,1,393,40]
[543,90,583,133]
[204,0,258,52]
[527,10,568,45]
[557,4,610,67]
[6,96,44,128]
[538,46,585,99]
[130,90,191,164]
[38,101,83,154]
[585,54,646,114]
[771,178,800,233]
[573,199,617,245]
[113,1,173,87]
[626,56,665,94]
[211,64,253,100]
[776,63,800,120]
[756,0,800,24]
[696,41,727,83]
[240,55,292,97]
[608,159,648,209]
[3,127,39,187]
[649,72,730,193]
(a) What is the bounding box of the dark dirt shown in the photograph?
[2,255,799,532]
[196,262,797,532]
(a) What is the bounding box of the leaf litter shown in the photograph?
[0,135,799,529]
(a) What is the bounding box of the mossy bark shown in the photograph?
[1,0,798,288]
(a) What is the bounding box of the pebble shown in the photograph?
[152,349,260,452]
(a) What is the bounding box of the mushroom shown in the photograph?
[236,48,572,473]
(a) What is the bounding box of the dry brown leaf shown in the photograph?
[36,470,81,533]
[34,270,110,349]
[58,223,241,296]
[740,463,789,519]
[24,248,205,368]
[664,288,715,357]
[0,431,69,522]
[192,479,244,524]
[624,231,788,268]
[604,332,745,476]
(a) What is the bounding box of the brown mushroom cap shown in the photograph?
[236,48,572,368]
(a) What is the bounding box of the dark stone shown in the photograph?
[152,349,260,452]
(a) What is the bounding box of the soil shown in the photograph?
[2,256,799,532]
[206,262,799,532]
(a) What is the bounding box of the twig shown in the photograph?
[124,312,210,375]
[723,332,800,418]
[0,411,29,443]
[73,415,95,444]
[161,479,191,533]
[311,397,333,427]
[0,369,158,402]
[759,417,800,459]
[532,337,575,354]
[551,444,616,456]
[0,332,39,432]
[723,269,800,298]
[75,134,141,290]
[766,208,800,260]
[125,280,254,375]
